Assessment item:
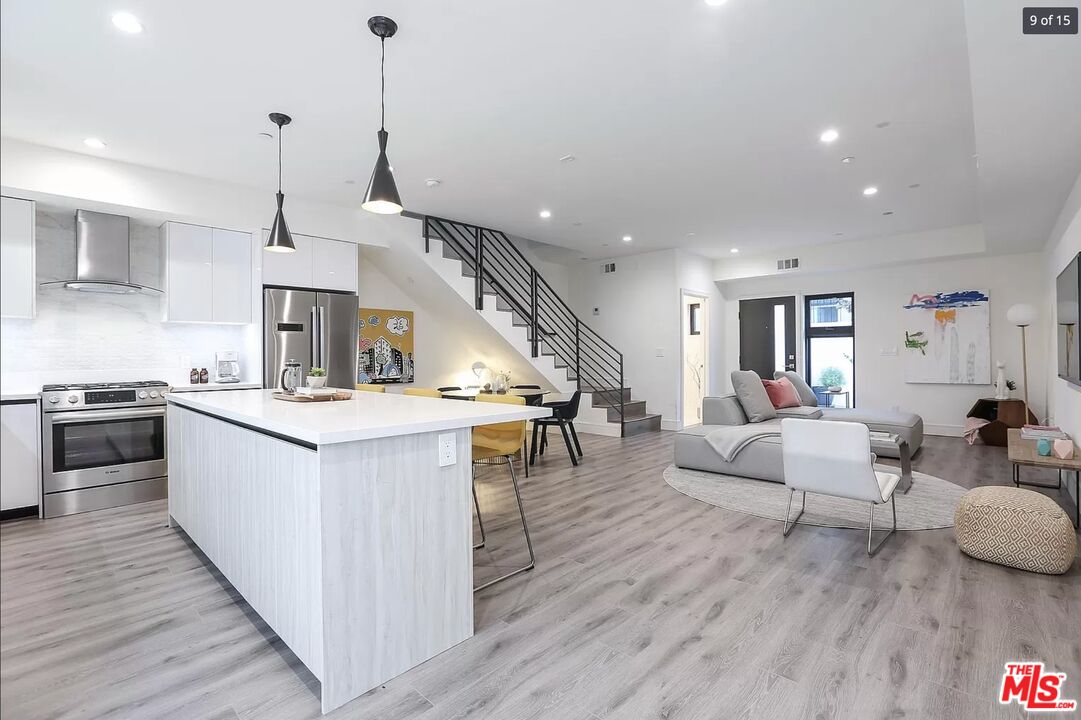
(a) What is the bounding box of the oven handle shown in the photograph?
[48,407,167,424]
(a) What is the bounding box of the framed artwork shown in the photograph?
[902,290,990,384]
[357,308,414,384]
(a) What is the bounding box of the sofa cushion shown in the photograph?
[731,370,777,422]
[762,377,801,409]
[773,371,818,407]
[702,395,749,426]
[819,407,921,429]
[775,406,823,419]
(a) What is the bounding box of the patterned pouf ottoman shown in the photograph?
[955,486,1077,575]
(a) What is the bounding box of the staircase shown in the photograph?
[413,215,661,437]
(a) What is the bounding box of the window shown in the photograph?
[689,303,702,335]
[805,293,855,407]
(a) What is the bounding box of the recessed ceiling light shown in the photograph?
[705,0,728,6]
[559,154,576,163]
[83,137,106,149]
[862,186,878,196]
[908,183,920,189]
[539,209,552,219]
[686,232,696,238]
[111,12,143,34]
[425,178,442,188]
[344,179,356,185]
[730,248,739,254]
[841,156,854,164]
[819,128,839,143]
[622,235,632,242]
[875,121,891,129]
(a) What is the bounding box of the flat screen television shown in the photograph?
[1057,252,1081,386]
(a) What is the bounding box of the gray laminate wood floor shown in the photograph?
[1,433,1078,719]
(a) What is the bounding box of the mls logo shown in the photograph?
[1000,662,1077,712]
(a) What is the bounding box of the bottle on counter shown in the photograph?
[199,368,209,384]
[190,368,200,384]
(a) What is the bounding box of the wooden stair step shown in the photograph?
[622,413,663,436]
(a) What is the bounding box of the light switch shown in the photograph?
[655,348,664,357]
[438,433,456,467]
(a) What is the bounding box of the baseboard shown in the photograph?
[925,424,963,437]
[573,421,622,437]
[0,505,38,522]
[661,419,681,431]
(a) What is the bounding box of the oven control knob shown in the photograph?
[149,390,159,398]
[48,395,59,404]
[67,395,78,404]
[138,391,149,399]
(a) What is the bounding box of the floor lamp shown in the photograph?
[1006,303,1036,423]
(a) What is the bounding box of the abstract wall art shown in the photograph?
[357,308,415,384]
[902,290,990,384]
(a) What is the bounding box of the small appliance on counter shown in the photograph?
[215,351,240,383]
[279,359,303,395]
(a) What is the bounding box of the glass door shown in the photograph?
[805,292,855,407]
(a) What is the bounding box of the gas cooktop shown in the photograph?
[41,380,170,392]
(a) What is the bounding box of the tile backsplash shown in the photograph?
[1,209,254,389]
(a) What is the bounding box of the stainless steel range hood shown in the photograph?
[40,210,163,295]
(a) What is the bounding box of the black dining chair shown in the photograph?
[511,385,543,477]
[530,390,583,467]
[437,386,462,392]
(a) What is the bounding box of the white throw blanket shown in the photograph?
[704,420,783,462]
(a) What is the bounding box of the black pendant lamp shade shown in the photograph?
[265,112,296,252]
[362,16,403,215]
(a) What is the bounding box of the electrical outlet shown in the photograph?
[438,433,456,467]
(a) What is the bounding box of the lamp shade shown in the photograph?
[265,191,295,252]
[361,129,403,215]
[1006,303,1037,327]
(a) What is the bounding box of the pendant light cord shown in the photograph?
[277,125,283,193]
[380,37,386,130]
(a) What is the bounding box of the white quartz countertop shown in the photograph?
[167,389,552,445]
[168,382,262,393]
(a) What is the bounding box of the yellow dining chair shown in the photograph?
[472,394,535,591]
[354,383,386,393]
[403,388,442,398]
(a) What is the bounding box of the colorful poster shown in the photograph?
[357,308,414,384]
[902,290,990,384]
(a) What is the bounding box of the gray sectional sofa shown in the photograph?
[674,372,924,484]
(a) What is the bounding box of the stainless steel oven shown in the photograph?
[40,382,169,518]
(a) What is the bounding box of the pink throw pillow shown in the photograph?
[762,377,801,409]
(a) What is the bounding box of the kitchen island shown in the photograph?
[166,389,550,714]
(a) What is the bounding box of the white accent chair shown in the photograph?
[780,418,901,555]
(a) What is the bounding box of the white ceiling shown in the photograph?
[1,0,1077,260]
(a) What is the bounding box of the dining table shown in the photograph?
[440,388,567,405]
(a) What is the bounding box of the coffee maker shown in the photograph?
[215,351,241,383]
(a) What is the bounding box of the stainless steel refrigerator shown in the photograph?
[263,288,358,390]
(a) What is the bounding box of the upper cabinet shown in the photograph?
[262,233,357,293]
[0,196,36,319]
[162,222,252,324]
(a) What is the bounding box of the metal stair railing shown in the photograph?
[423,215,626,435]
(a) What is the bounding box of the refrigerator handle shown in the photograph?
[311,305,319,369]
[319,305,327,374]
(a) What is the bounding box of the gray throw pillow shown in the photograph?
[773,371,818,407]
[731,370,777,422]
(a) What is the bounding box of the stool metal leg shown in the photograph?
[471,465,486,550]
[474,456,536,592]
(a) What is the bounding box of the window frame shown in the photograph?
[689,302,702,336]
[804,292,855,406]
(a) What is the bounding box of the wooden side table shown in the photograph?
[968,398,1037,447]
[1007,428,1080,529]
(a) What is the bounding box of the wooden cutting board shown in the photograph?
[272,391,352,403]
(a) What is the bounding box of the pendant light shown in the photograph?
[362,16,403,215]
[265,112,295,252]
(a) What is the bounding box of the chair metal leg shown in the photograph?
[558,420,579,466]
[523,439,529,478]
[867,494,897,556]
[474,456,536,592]
[568,421,583,458]
[782,489,805,537]
[530,421,540,466]
[471,465,486,550]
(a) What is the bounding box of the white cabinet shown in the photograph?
[1,401,40,512]
[261,233,314,288]
[0,196,36,319]
[262,233,357,293]
[313,238,358,292]
[212,228,252,323]
[162,222,252,323]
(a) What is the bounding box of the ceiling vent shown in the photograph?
[776,257,800,271]
[603,262,616,274]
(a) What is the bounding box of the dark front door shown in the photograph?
[739,296,796,378]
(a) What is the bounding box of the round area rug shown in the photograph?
[663,465,966,530]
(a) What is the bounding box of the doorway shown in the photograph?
[739,296,796,378]
[681,291,710,428]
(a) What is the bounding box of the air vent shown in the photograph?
[776,257,800,271]
[603,262,616,274]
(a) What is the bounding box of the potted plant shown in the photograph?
[818,366,845,392]
[307,367,327,388]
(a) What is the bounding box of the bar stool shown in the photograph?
[472,394,535,591]
[355,383,385,393]
[403,388,442,398]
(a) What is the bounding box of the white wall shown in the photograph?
[720,252,1046,436]
[1043,170,1081,509]
[1,209,251,390]
[567,248,723,428]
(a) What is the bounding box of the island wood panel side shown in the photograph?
[317,428,474,714]
[166,404,324,679]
